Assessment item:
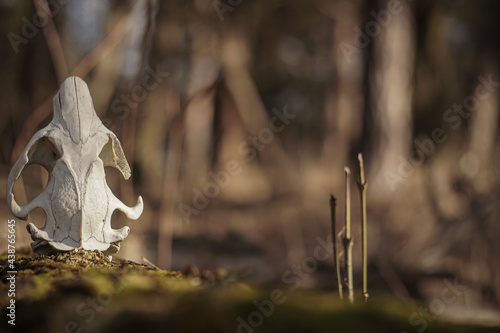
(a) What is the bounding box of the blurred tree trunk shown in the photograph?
[220,28,294,194]
[322,0,364,170]
[182,24,220,190]
[366,0,415,202]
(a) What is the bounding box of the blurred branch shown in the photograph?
[71,13,132,78]
[120,0,159,204]
[33,0,68,84]
[221,30,293,191]
[372,256,413,302]
[158,112,184,270]
[11,13,132,164]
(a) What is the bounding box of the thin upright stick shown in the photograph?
[330,195,343,300]
[344,167,354,304]
[357,153,369,303]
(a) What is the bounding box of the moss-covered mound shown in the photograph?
[0,249,498,333]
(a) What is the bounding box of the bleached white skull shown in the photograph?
[7,76,143,255]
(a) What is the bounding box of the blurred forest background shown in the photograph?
[0,0,499,324]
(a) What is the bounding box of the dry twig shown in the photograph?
[344,167,354,303]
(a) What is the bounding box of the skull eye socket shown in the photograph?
[27,136,62,172]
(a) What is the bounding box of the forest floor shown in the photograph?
[1,248,499,333]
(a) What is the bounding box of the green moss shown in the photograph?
[0,248,498,333]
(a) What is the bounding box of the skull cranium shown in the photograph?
[7,76,143,255]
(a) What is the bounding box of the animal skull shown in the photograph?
[7,76,143,255]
